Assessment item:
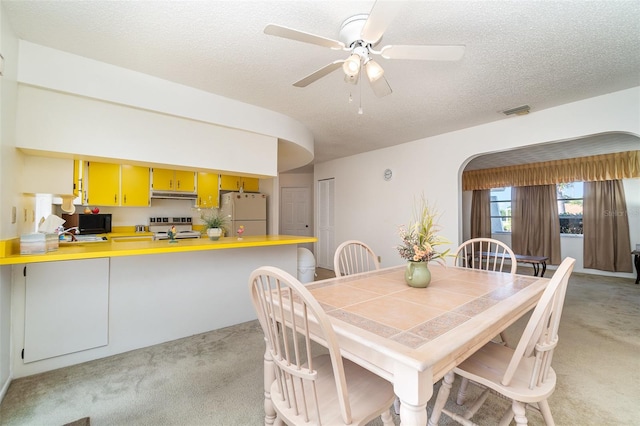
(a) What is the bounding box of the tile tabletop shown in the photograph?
[306,263,540,349]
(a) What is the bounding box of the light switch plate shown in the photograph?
[11,206,16,224]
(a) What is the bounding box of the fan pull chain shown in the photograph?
[358,71,363,115]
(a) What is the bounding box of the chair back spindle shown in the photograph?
[454,238,517,274]
[250,267,353,424]
[502,257,574,389]
[334,240,380,277]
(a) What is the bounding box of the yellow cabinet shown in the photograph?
[121,165,150,206]
[243,177,260,192]
[73,160,83,197]
[196,172,219,208]
[86,162,149,206]
[219,174,259,192]
[87,162,120,206]
[152,168,195,192]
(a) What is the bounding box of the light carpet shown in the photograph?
[0,271,638,425]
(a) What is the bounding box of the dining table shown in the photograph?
[262,263,551,426]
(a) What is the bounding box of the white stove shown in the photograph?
[149,217,201,240]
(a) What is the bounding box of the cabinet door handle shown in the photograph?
[177,180,181,189]
[114,194,117,204]
[170,179,173,189]
[124,194,127,204]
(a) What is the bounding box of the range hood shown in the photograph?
[150,190,197,200]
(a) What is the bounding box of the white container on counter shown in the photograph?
[20,233,59,254]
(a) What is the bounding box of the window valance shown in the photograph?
[462,150,640,191]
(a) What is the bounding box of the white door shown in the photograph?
[281,187,312,251]
[316,178,335,269]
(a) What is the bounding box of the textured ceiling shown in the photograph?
[3,0,640,171]
[465,133,640,170]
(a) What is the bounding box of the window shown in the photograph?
[557,182,583,234]
[489,183,584,235]
[490,187,511,233]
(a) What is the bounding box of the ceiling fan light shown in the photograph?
[342,54,361,76]
[365,59,384,82]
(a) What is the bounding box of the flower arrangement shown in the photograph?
[397,195,450,265]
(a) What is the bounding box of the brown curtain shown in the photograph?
[470,189,491,238]
[583,180,632,272]
[512,185,562,264]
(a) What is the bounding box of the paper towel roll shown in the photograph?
[60,195,76,214]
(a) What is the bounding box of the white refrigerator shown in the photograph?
[220,192,267,236]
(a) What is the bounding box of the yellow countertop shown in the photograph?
[0,234,317,265]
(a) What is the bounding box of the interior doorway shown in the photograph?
[316,178,335,269]
[280,187,312,252]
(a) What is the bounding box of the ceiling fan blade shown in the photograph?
[264,24,345,50]
[293,61,344,87]
[360,0,403,44]
[369,75,392,98]
[380,45,466,61]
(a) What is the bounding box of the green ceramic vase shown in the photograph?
[404,261,431,288]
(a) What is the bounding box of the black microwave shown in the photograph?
[78,213,112,234]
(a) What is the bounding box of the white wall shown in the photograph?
[17,85,278,177]
[17,41,314,173]
[314,88,640,280]
[0,1,20,400]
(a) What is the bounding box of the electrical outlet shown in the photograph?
[24,208,27,222]
[11,206,16,224]
[378,256,382,263]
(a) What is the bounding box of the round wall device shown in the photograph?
[383,169,393,181]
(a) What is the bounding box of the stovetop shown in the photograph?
[149,217,201,240]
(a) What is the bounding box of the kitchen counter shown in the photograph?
[8,234,317,377]
[0,234,317,265]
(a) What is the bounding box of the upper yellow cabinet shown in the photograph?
[121,165,150,206]
[196,172,219,208]
[152,168,196,192]
[86,162,120,206]
[86,162,150,207]
[219,174,259,192]
[73,160,83,197]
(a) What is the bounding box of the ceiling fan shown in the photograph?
[264,0,465,98]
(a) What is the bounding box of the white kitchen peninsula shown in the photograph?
[8,237,313,377]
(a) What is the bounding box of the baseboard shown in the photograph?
[0,374,11,404]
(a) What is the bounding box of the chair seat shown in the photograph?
[455,341,556,403]
[272,354,396,426]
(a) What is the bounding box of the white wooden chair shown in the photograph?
[428,257,576,426]
[455,238,517,348]
[453,237,518,274]
[333,240,380,277]
[249,266,395,426]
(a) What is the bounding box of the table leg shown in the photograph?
[428,370,454,426]
[394,364,432,425]
[532,263,539,276]
[634,255,639,284]
[541,261,547,277]
[263,343,277,425]
[399,399,428,425]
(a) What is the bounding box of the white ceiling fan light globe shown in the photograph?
[365,59,384,82]
[342,53,361,76]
